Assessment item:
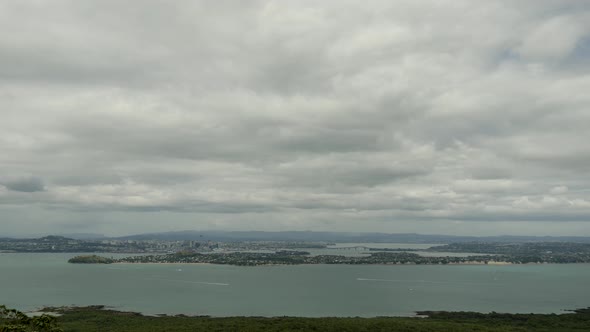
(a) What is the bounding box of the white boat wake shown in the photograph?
[357,278,496,285]
[146,277,229,286]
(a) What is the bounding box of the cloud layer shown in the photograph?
[1,0,590,236]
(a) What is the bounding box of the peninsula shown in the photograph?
[68,241,590,266]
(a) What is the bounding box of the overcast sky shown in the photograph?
[1,1,590,237]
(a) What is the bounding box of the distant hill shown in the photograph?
[58,233,105,240]
[4,230,590,244]
[114,230,590,244]
[0,233,105,240]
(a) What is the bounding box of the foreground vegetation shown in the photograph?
[4,305,590,331]
[0,305,62,332]
[25,306,590,332]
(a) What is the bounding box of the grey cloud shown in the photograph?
[1,176,45,192]
[0,0,589,236]
[274,154,432,189]
[469,167,512,180]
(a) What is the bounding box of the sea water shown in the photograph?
[1,253,589,317]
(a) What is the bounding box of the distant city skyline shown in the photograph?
[1,1,590,236]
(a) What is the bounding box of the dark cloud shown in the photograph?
[1,177,45,192]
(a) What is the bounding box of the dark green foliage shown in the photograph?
[0,306,62,332]
[37,306,590,332]
[67,255,114,264]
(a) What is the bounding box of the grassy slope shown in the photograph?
[53,307,590,332]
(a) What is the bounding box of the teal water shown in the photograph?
[1,253,589,317]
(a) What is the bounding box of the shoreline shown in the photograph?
[34,304,588,318]
[110,261,526,266]
[107,261,590,266]
[112,262,213,265]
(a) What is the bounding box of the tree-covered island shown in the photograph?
[67,255,114,264]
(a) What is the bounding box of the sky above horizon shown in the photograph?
[1,1,590,237]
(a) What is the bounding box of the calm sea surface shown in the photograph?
[1,252,589,317]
